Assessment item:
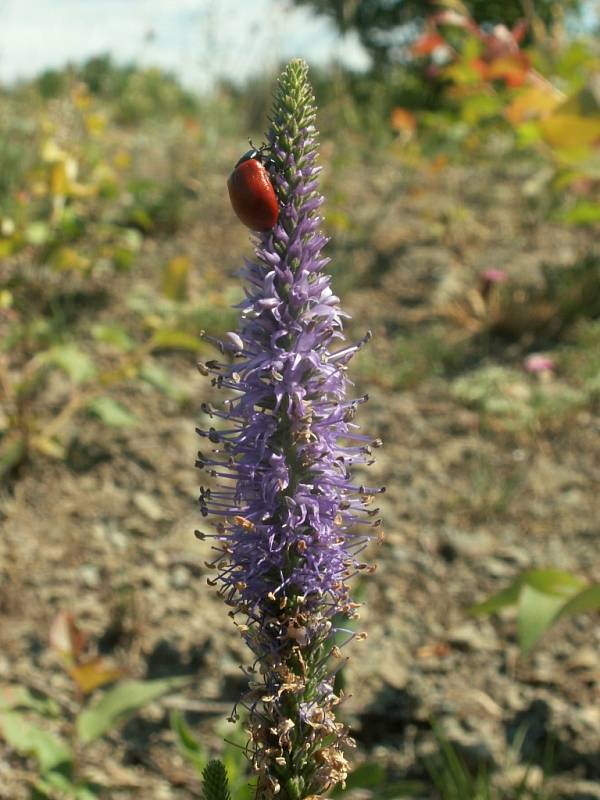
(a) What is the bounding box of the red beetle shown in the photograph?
[227,148,279,232]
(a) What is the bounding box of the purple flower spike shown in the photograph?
[197,60,382,799]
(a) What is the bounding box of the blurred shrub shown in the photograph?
[291,0,583,69]
[405,7,600,224]
[0,72,213,479]
[0,104,38,212]
[111,66,199,125]
[34,54,199,124]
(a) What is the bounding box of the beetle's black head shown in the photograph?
[235,141,274,169]
[234,148,259,168]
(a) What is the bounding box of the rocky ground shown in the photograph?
[1,147,599,799]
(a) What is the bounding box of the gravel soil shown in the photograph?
[1,149,599,799]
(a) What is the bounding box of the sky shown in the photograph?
[0,0,371,91]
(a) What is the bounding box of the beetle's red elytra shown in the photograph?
[227,148,279,232]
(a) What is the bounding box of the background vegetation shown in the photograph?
[0,0,598,797]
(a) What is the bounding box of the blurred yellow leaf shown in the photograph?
[114,149,131,170]
[151,328,205,352]
[31,180,47,198]
[0,289,13,309]
[162,255,191,301]
[41,139,67,163]
[325,209,350,232]
[49,157,78,198]
[505,86,561,125]
[52,247,91,272]
[50,161,69,196]
[540,114,600,153]
[69,659,123,695]
[69,181,96,199]
[84,112,107,136]
[31,436,66,460]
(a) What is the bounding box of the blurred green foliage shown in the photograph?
[35,54,199,124]
[0,612,185,798]
[0,65,219,477]
[291,0,583,69]
[471,569,600,654]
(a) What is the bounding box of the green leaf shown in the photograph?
[0,685,60,717]
[35,771,100,799]
[516,121,543,148]
[87,396,137,427]
[122,228,143,251]
[202,760,231,800]
[469,577,524,617]
[560,202,600,225]
[91,324,133,352]
[524,569,585,596]
[518,583,571,654]
[540,113,600,157]
[170,710,207,774]
[471,570,588,653]
[48,345,96,384]
[559,583,600,618]
[162,255,191,301]
[76,677,187,744]
[139,361,185,400]
[25,221,50,246]
[0,712,73,772]
[345,761,386,790]
[0,434,26,478]
[31,435,67,460]
[151,328,205,352]
[219,721,253,800]
[461,93,502,126]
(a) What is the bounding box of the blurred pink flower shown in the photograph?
[479,268,508,300]
[481,268,508,284]
[524,354,555,374]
